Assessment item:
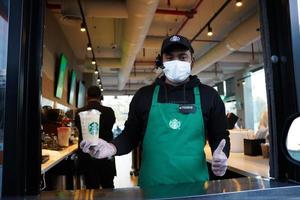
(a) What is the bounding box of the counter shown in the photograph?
[41,144,78,174]
[35,177,299,199]
[205,146,269,177]
[40,144,268,178]
[41,144,268,177]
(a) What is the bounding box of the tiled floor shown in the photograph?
[114,153,138,188]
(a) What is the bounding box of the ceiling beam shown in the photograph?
[48,0,129,18]
[221,52,263,63]
[118,0,160,90]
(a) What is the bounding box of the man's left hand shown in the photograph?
[212,139,228,176]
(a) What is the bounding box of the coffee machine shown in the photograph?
[41,107,65,150]
[42,108,65,135]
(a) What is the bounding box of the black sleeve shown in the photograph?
[109,108,116,130]
[207,91,230,158]
[111,91,144,156]
[107,107,116,141]
[75,112,83,147]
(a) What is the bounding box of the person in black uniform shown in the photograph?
[75,86,116,189]
[80,35,230,187]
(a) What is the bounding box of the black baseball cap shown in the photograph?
[161,35,194,55]
[87,85,101,98]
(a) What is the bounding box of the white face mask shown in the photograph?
[163,60,191,83]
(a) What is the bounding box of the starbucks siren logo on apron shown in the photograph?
[88,122,99,135]
[169,118,181,130]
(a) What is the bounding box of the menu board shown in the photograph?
[55,54,68,99]
[68,70,76,105]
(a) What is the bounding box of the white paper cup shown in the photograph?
[79,109,101,145]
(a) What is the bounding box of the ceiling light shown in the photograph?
[236,0,243,7]
[94,67,99,75]
[91,59,96,65]
[87,43,92,51]
[207,24,213,37]
[100,88,104,92]
[80,23,86,32]
[97,73,101,83]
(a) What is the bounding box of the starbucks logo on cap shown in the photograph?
[170,35,180,42]
[88,122,99,135]
[169,119,181,130]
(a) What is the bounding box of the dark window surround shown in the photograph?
[260,0,300,182]
[1,0,300,197]
[289,0,300,111]
[2,0,44,196]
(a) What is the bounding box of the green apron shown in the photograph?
[138,85,209,188]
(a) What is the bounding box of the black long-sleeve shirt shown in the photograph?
[111,75,230,157]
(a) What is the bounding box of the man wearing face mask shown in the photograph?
[80,35,230,188]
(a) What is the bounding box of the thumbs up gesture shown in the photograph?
[212,139,228,176]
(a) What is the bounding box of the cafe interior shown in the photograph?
[1,0,300,199]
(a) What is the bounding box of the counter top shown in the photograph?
[205,145,269,177]
[35,177,299,200]
[41,144,78,174]
[40,144,268,178]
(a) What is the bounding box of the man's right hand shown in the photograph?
[80,138,117,159]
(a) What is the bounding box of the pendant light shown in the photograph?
[80,22,86,32]
[207,24,213,37]
[87,43,92,51]
[94,67,99,75]
[91,58,96,65]
[236,0,243,7]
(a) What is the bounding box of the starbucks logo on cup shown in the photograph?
[88,122,99,135]
[169,119,181,130]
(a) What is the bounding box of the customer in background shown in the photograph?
[255,111,269,140]
[75,86,116,189]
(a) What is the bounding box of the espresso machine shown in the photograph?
[41,107,65,150]
[42,108,64,135]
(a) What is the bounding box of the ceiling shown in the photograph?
[47,0,262,95]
